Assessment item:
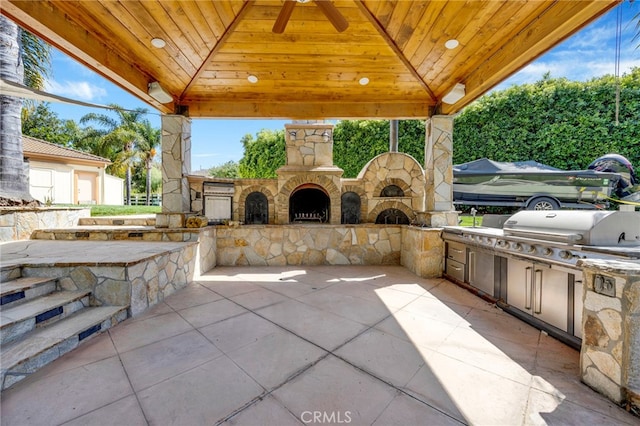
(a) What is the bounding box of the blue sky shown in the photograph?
[44,2,638,171]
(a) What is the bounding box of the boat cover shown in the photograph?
[453,158,561,174]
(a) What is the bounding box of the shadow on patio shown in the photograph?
[1,266,635,425]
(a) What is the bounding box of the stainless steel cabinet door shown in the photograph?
[468,249,495,296]
[506,257,533,313]
[534,267,569,332]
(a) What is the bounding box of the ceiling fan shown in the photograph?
[272,0,349,34]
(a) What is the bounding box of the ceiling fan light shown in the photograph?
[248,75,259,84]
[442,83,465,104]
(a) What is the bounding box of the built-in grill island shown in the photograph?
[442,210,640,349]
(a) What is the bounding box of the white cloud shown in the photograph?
[45,79,107,101]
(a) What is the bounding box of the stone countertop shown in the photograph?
[0,240,195,268]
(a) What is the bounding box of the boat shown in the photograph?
[453,158,621,210]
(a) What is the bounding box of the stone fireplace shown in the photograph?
[276,121,344,224]
[189,120,429,226]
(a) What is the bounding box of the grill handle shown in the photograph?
[534,269,543,314]
[469,251,476,285]
[503,228,584,243]
[525,266,532,310]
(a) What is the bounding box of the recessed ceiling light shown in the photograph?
[151,38,166,48]
[445,39,459,49]
[359,77,369,86]
[248,75,259,83]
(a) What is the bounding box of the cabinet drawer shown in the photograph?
[446,241,466,264]
[446,259,465,282]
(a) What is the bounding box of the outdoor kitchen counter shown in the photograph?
[442,222,640,416]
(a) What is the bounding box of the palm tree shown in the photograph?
[80,105,151,205]
[0,16,50,205]
[134,120,161,205]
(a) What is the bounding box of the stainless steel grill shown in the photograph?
[502,210,640,246]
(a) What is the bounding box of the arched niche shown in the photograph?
[341,191,361,224]
[375,208,410,225]
[244,191,269,224]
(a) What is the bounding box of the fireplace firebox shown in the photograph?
[290,184,330,223]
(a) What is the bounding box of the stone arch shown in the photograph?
[373,178,411,198]
[237,185,275,224]
[368,200,415,224]
[289,183,331,223]
[358,152,425,214]
[278,174,341,224]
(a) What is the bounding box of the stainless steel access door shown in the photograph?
[506,258,570,332]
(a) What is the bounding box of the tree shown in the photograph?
[209,161,239,178]
[0,16,50,205]
[134,119,160,205]
[22,102,83,146]
[80,105,151,205]
[333,120,425,178]
[238,130,285,178]
[453,68,640,169]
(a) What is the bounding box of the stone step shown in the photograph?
[0,305,128,390]
[30,227,202,242]
[1,277,57,307]
[77,215,156,227]
[0,291,91,345]
[0,266,22,283]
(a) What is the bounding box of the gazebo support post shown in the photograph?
[156,114,192,228]
[416,115,459,227]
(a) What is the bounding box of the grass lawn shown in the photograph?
[55,204,161,216]
[458,215,483,227]
[90,205,161,216]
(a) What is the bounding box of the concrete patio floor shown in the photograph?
[1,265,637,426]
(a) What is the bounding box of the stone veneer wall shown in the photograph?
[213,224,443,278]
[579,259,640,414]
[216,224,402,267]
[401,227,444,278]
[21,242,198,317]
[0,208,90,242]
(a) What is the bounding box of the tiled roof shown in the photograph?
[23,136,110,164]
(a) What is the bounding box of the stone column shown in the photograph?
[157,114,192,228]
[418,115,458,227]
[579,259,640,413]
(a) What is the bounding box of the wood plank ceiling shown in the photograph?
[3,0,618,119]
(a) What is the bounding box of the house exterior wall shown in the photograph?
[104,174,124,205]
[28,159,120,205]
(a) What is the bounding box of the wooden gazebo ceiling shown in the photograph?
[3,0,618,119]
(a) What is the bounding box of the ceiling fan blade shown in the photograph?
[314,0,349,33]
[272,0,297,34]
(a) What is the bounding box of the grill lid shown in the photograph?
[503,211,640,246]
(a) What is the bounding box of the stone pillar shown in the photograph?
[418,116,458,227]
[157,114,192,228]
[579,259,640,414]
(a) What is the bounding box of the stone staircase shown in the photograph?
[0,271,127,391]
